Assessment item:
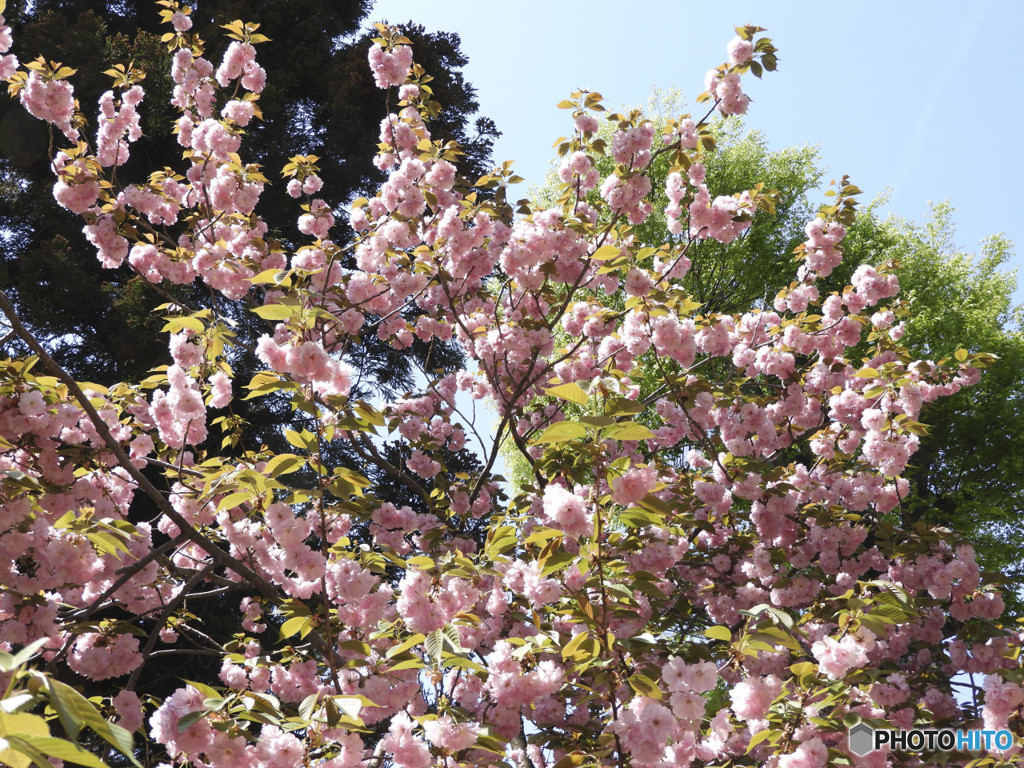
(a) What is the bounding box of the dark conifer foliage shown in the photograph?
[0,0,498,386]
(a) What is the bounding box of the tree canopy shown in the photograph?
[0,12,1022,768]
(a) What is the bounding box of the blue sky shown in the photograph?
[371,0,1023,307]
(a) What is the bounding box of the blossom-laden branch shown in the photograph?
[0,9,1018,768]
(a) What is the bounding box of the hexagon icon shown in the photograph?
[848,723,876,756]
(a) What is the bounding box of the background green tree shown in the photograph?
[845,203,1024,603]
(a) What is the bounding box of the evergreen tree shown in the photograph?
[0,0,498,387]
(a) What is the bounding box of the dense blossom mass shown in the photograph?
[0,6,1020,768]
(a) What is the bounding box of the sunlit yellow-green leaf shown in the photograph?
[544,383,588,405]
[264,453,305,477]
[252,304,294,321]
[0,712,48,768]
[532,422,587,445]
[280,616,312,640]
[704,625,732,642]
[602,422,653,441]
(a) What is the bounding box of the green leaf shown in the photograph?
[279,616,312,640]
[532,422,587,445]
[704,625,732,642]
[747,728,775,753]
[176,710,206,733]
[217,490,253,512]
[544,383,589,405]
[619,508,664,528]
[338,640,372,657]
[442,656,487,673]
[330,696,363,720]
[297,694,319,724]
[252,304,294,321]
[601,422,653,441]
[0,695,35,715]
[161,315,204,334]
[552,752,589,768]
[627,672,662,699]
[182,681,221,700]
[424,630,443,661]
[606,397,645,417]
[40,684,138,765]
[540,550,577,577]
[0,734,44,768]
[86,532,131,559]
[525,527,562,546]
[1,639,48,673]
[561,631,596,662]
[251,269,291,285]
[264,453,306,477]
[0,712,49,768]
[386,657,425,672]
[283,429,315,451]
[385,633,426,660]
[441,624,463,653]
[11,735,112,768]
[591,244,621,261]
[41,679,84,742]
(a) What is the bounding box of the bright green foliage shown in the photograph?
[0,640,138,768]
[844,203,1024,610]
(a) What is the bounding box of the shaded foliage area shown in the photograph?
[0,0,498,386]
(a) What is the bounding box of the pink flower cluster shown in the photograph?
[96,85,144,167]
[727,36,754,65]
[52,153,100,214]
[689,179,755,243]
[0,15,16,80]
[557,151,598,192]
[666,160,759,244]
[611,465,658,505]
[611,122,656,168]
[150,364,208,448]
[707,70,749,115]
[541,483,592,538]
[255,335,353,399]
[368,42,414,88]
[811,630,874,679]
[68,632,142,681]
[396,568,480,633]
[216,41,265,92]
[20,70,78,141]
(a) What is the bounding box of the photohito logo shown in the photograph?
[848,723,1017,755]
